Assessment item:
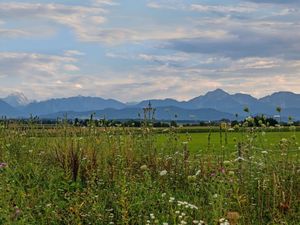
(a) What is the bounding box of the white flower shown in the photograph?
[140,165,148,171]
[219,218,230,225]
[234,156,245,162]
[160,170,168,176]
[223,160,231,165]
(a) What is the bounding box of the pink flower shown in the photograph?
[0,162,7,169]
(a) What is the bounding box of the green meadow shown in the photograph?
[0,123,299,224]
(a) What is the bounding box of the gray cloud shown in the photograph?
[245,0,299,4]
[164,17,300,59]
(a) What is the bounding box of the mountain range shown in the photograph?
[1,89,300,121]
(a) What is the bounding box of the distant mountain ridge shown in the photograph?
[2,92,30,107]
[20,96,126,117]
[42,106,235,121]
[1,89,300,121]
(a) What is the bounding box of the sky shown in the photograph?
[0,0,300,102]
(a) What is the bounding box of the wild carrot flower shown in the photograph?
[219,218,230,225]
[140,165,148,171]
[160,170,167,176]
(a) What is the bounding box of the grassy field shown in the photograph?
[158,130,300,153]
[0,123,299,224]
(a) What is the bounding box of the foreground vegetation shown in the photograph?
[0,121,299,224]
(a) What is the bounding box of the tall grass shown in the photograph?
[0,120,299,224]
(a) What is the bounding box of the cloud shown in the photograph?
[245,0,299,4]
[64,64,80,72]
[0,52,77,76]
[163,13,300,60]
[0,2,108,41]
[190,3,256,14]
[64,50,85,57]
[0,1,234,44]
[92,0,119,6]
[0,28,30,38]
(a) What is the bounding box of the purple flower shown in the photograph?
[0,162,8,169]
[220,168,226,174]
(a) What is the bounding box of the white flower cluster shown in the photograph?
[219,218,230,225]
[177,200,199,210]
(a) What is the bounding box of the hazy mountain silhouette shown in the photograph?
[42,106,235,121]
[1,89,300,121]
[20,96,126,117]
[0,100,18,117]
[260,92,300,108]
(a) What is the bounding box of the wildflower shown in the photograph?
[140,165,148,171]
[234,156,245,162]
[163,223,168,225]
[220,168,225,174]
[289,126,296,131]
[12,206,21,220]
[195,170,201,176]
[223,160,231,166]
[228,171,235,176]
[161,193,166,198]
[169,197,175,203]
[0,162,7,169]
[261,151,268,154]
[193,220,199,224]
[219,218,230,225]
[160,170,167,176]
[188,175,197,182]
[213,194,218,199]
[150,213,155,219]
